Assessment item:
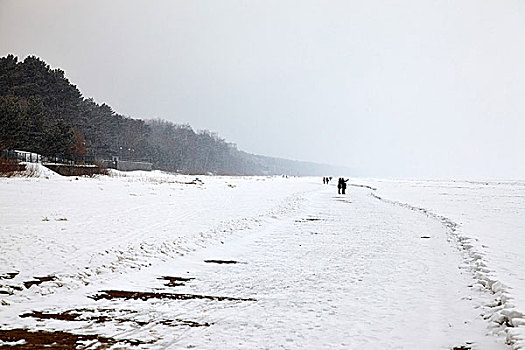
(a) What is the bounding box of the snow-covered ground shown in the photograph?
[352,178,525,349]
[0,168,522,349]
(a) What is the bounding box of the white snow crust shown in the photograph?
[0,169,522,349]
[352,178,525,349]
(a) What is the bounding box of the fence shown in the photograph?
[43,154,95,165]
[2,150,152,172]
[1,150,95,165]
[1,150,42,163]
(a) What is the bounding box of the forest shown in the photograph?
[0,55,345,176]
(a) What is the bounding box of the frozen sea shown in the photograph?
[354,178,525,348]
[0,167,523,349]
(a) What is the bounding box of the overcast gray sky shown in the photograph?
[1,0,524,178]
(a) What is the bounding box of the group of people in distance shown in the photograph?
[322,176,350,194]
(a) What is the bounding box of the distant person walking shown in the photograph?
[338,177,349,194]
[323,177,326,184]
[341,178,349,194]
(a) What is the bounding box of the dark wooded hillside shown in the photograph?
[0,55,346,175]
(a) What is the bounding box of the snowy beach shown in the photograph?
[0,169,523,349]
